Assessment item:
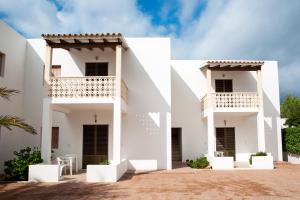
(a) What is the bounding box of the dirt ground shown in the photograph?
[0,162,300,200]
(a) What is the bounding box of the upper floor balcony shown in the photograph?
[200,60,264,115]
[201,92,261,111]
[42,33,129,106]
[49,76,128,102]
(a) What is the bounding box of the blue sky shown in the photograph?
[0,0,300,99]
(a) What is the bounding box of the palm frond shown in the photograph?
[0,115,37,135]
[0,87,19,100]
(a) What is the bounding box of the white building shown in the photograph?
[0,21,282,180]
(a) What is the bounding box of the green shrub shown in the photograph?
[284,128,300,155]
[186,157,209,169]
[4,147,43,181]
[99,160,110,165]
[249,152,267,165]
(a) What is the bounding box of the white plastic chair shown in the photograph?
[57,157,67,176]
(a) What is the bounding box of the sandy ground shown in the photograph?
[0,162,300,200]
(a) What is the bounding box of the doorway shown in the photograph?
[172,128,182,162]
[216,127,236,159]
[85,62,108,76]
[82,125,109,169]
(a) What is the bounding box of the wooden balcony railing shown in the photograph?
[201,92,261,110]
[49,76,128,102]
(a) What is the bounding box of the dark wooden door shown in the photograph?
[216,127,235,159]
[172,128,182,161]
[215,79,233,92]
[82,125,108,169]
[85,63,108,76]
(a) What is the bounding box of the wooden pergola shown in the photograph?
[41,33,128,51]
[201,60,264,71]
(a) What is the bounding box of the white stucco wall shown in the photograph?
[52,48,117,77]
[171,60,282,161]
[0,22,41,171]
[52,109,114,169]
[122,38,171,170]
[0,19,282,173]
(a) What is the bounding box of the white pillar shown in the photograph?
[41,98,52,164]
[166,112,172,170]
[276,117,283,161]
[44,45,52,85]
[256,69,265,152]
[207,110,215,157]
[113,45,122,163]
[257,111,265,152]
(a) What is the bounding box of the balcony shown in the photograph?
[49,76,128,102]
[201,92,261,112]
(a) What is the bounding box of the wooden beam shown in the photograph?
[208,66,261,71]
[74,39,82,43]
[59,39,69,44]
[48,42,121,49]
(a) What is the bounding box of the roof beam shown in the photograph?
[47,42,122,49]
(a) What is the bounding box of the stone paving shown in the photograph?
[0,162,299,200]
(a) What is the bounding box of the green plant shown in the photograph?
[281,95,300,128]
[4,147,43,181]
[284,128,300,155]
[186,157,209,169]
[249,152,267,165]
[99,160,110,165]
[0,87,37,134]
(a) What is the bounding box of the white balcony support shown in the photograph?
[257,109,266,152]
[113,45,122,163]
[256,69,266,152]
[44,45,52,94]
[201,92,260,111]
[49,76,116,98]
[41,98,52,164]
[207,110,215,157]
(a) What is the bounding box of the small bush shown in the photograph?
[249,152,267,165]
[284,128,300,155]
[186,157,209,169]
[99,160,110,165]
[4,147,43,181]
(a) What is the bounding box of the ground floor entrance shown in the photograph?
[172,128,182,162]
[216,127,236,159]
[82,125,109,169]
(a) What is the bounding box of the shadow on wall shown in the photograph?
[122,46,171,170]
[171,67,207,160]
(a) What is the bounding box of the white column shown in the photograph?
[113,45,122,163]
[207,111,215,157]
[256,69,265,152]
[166,112,172,170]
[44,45,53,86]
[276,117,283,161]
[257,111,265,152]
[41,98,52,164]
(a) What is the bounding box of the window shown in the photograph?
[0,51,6,77]
[51,127,59,149]
[85,63,108,76]
[215,79,233,92]
[51,65,61,77]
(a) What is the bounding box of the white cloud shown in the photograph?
[176,0,204,25]
[173,0,300,97]
[0,0,165,37]
[0,0,299,97]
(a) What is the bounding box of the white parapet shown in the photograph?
[86,159,127,182]
[212,157,234,170]
[29,164,61,182]
[252,155,274,169]
[287,154,300,164]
